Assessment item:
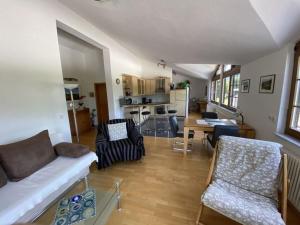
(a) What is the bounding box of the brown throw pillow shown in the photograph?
[54,142,90,158]
[0,164,7,187]
[0,130,56,181]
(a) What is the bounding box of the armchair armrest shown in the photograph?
[128,128,143,146]
[95,133,108,169]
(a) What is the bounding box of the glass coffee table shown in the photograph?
[35,174,122,225]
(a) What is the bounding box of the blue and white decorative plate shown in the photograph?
[53,189,96,225]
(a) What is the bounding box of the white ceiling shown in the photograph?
[174,64,217,80]
[59,0,300,79]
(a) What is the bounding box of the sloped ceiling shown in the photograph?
[59,0,300,79]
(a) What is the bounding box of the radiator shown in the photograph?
[287,155,300,211]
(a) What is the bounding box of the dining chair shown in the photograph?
[201,112,218,119]
[196,136,288,225]
[169,115,194,151]
[207,125,240,148]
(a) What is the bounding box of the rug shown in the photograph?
[53,189,96,225]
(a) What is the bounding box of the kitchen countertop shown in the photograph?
[122,102,170,107]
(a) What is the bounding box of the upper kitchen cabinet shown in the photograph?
[145,79,156,95]
[123,75,171,96]
[122,74,138,96]
[155,77,170,94]
[137,78,145,95]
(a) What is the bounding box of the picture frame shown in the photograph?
[241,79,250,93]
[259,74,276,94]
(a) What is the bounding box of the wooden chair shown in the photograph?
[196,136,288,225]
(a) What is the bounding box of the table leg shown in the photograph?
[183,127,189,156]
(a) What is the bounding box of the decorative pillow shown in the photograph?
[108,122,128,141]
[0,130,57,181]
[54,142,90,158]
[0,165,7,187]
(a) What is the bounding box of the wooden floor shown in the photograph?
[77,127,300,225]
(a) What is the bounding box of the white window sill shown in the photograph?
[274,132,300,148]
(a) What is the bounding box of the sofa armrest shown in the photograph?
[128,128,143,146]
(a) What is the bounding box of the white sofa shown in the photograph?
[0,152,97,225]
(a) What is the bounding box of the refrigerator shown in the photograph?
[170,87,189,117]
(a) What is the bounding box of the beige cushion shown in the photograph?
[54,142,90,158]
[0,130,56,181]
[0,165,7,187]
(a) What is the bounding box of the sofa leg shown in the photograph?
[196,203,205,225]
[84,176,89,190]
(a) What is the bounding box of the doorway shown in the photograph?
[95,83,109,123]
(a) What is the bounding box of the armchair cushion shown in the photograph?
[108,122,128,141]
[202,179,284,225]
[215,136,282,200]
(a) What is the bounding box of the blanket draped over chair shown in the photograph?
[95,119,145,169]
[197,136,287,225]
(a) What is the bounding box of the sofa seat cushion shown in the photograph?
[0,130,56,181]
[202,179,284,225]
[0,152,97,225]
[0,165,7,188]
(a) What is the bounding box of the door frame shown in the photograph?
[57,21,114,119]
[94,82,109,124]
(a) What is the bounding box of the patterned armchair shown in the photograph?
[95,119,145,169]
[196,136,288,225]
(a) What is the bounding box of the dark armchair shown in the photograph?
[95,119,145,169]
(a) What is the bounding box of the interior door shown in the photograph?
[95,83,109,123]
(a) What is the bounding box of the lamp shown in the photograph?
[64,83,80,143]
[234,108,245,125]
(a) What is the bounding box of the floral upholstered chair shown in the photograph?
[196,136,288,225]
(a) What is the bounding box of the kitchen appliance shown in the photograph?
[170,87,189,117]
[142,97,147,104]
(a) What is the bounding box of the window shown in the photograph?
[215,79,221,103]
[230,73,240,108]
[211,80,216,101]
[222,76,230,105]
[286,42,300,139]
[224,64,232,72]
[221,66,240,110]
[211,65,240,109]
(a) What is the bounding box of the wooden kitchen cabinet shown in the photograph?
[145,79,156,95]
[123,75,170,96]
[155,77,170,94]
[138,79,145,95]
[122,74,138,96]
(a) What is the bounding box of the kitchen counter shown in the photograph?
[122,102,170,107]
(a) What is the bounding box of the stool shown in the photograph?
[141,111,152,134]
[168,109,177,114]
[155,107,169,137]
[130,110,139,126]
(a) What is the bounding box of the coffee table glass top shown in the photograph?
[35,174,122,225]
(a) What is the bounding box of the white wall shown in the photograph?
[172,73,208,100]
[0,0,171,144]
[208,43,300,157]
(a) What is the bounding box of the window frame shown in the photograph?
[285,41,300,140]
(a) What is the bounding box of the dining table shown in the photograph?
[183,118,256,156]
